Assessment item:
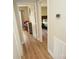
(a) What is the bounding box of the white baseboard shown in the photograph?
[48,49,55,59]
[48,36,66,59]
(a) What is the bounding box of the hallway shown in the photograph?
[22,30,53,59]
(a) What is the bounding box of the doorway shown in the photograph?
[18,6,33,35]
[40,0,48,49]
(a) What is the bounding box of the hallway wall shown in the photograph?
[13,9,23,59]
[41,7,47,16]
[13,0,24,58]
[19,7,29,22]
[47,0,66,59]
[54,0,66,42]
[14,0,24,44]
[29,4,37,38]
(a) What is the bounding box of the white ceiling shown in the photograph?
[16,0,35,3]
[16,0,47,4]
[16,0,47,7]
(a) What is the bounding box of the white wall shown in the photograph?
[13,9,23,59]
[28,4,37,38]
[54,0,66,42]
[13,36,20,59]
[14,0,24,44]
[13,0,24,59]
[47,0,66,59]
[34,0,42,42]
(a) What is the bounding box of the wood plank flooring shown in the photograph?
[42,29,47,49]
[22,31,53,59]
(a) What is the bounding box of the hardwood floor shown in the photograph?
[22,31,53,59]
[42,29,47,49]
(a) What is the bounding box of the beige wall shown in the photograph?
[41,7,47,16]
[19,7,29,22]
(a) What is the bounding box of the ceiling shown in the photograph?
[16,0,47,4]
[16,0,47,7]
[16,0,35,3]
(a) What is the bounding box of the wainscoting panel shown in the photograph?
[48,36,66,59]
